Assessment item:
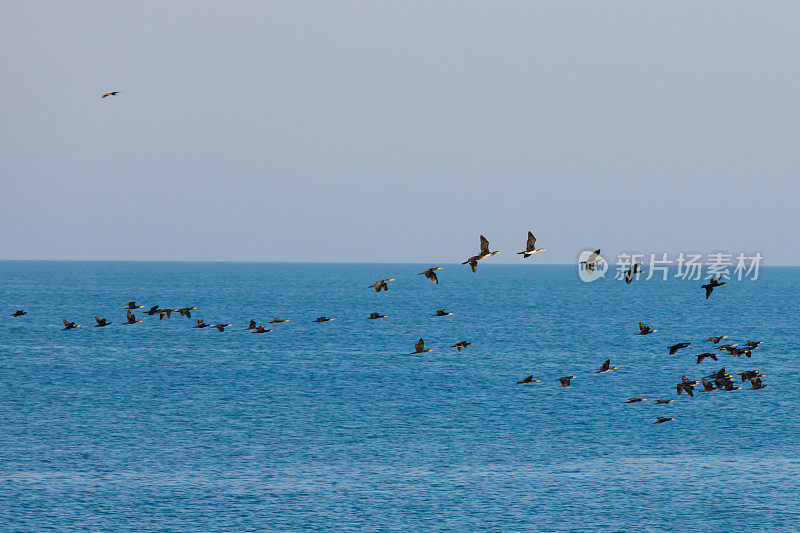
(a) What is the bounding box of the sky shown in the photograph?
[1,2,799,264]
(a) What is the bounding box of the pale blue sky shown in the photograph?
[1,2,798,264]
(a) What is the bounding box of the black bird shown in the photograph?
[253,325,272,333]
[517,231,546,258]
[94,316,112,327]
[625,398,647,403]
[676,382,694,397]
[580,249,603,273]
[706,336,727,344]
[462,235,500,272]
[701,277,726,299]
[557,376,576,387]
[213,323,231,332]
[517,375,540,384]
[668,342,691,355]
[636,322,657,335]
[717,343,739,352]
[706,368,731,380]
[721,381,741,391]
[412,338,431,354]
[62,319,81,331]
[433,309,453,317]
[125,301,143,310]
[655,399,673,404]
[367,312,387,320]
[744,340,763,348]
[624,263,644,284]
[314,317,333,323]
[158,309,174,320]
[369,278,395,292]
[596,359,618,373]
[748,377,769,390]
[123,310,142,324]
[418,267,442,284]
[178,307,196,318]
[245,320,257,331]
[700,378,716,392]
[451,341,473,351]
[655,417,675,424]
[193,319,210,329]
[696,353,718,364]
[101,91,120,98]
[10,310,28,317]
[145,305,160,316]
[680,375,699,386]
[729,346,756,358]
[738,370,764,382]
[269,317,289,323]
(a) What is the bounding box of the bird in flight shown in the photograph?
[369,278,395,292]
[10,310,28,317]
[462,235,500,273]
[517,231,546,258]
[412,338,431,354]
[124,310,142,325]
[102,91,120,98]
[701,277,726,299]
[451,340,473,351]
[517,375,540,384]
[418,267,442,284]
[636,322,657,335]
[596,359,618,373]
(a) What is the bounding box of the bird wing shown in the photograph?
[600,359,610,371]
[430,271,438,284]
[526,232,536,251]
[480,235,490,256]
[127,310,134,322]
[63,319,70,327]
[415,338,424,352]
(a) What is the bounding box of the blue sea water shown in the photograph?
[0,261,798,531]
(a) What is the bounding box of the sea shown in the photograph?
[0,261,798,531]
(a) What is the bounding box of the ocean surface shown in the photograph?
[1,261,798,531]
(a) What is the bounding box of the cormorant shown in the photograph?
[655,417,675,424]
[624,263,644,284]
[213,323,231,332]
[655,399,673,404]
[146,305,160,316]
[700,378,716,392]
[253,326,272,333]
[367,312,387,320]
[269,318,289,323]
[580,249,604,273]
[517,231,546,258]
[193,319,210,328]
[246,320,257,331]
[517,375,540,384]
[737,370,764,382]
[451,341,473,351]
[94,316,112,327]
[123,310,142,324]
[102,91,120,98]
[418,267,442,284]
[158,309,173,320]
[557,376,576,387]
[125,302,143,310]
[696,353,717,364]
[706,336,727,344]
[676,382,694,396]
[668,342,691,355]
[701,277,726,299]
[412,338,431,354]
[596,359,618,373]
[314,317,333,323]
[62,319,81,330]
[369,278,395,292]
[636,322,657,335]
[748,377,769,390]
[10,310,28,317]
[717,343,739,352]
[744,340,763,348]
[178,307,196,318]
[462,235,499,272]
[625,398,647,403]
[433,309,453,317]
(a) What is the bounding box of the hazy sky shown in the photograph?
[2,2,799,264]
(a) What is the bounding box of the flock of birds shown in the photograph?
[8,231,768,425]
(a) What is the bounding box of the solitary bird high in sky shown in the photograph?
[101,91,120,98]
